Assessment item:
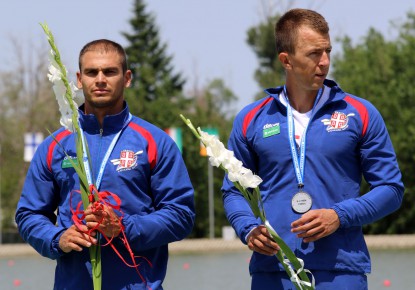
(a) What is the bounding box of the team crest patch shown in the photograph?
[111,150,143,172]
[321,111,355,132]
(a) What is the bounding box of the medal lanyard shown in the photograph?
[284,86,323,189]
[80,113,132,189]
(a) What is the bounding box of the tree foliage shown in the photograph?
[121,0,237,238]
[122,0,188,129]
[332,12,415,234]
[246,14,285,99]
[0,40,59,232]
[183,79,237,238]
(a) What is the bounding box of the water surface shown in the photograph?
[1,249,413,289]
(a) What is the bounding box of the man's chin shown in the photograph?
[89,100,115,109]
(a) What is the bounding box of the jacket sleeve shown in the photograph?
[332,102,404,227]
[15,138,66,259]
[122,136,195,251]
[221,113,261,244]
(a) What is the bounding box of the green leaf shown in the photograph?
[90,244,102,290]
[41,23,101,290]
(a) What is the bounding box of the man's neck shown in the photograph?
[84,104,124,127]
[285,85,321,113]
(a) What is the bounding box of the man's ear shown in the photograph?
[76,72,82,89]
[278,52,291,69]
[124,70,132,88]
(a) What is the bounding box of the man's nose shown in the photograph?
[320,52,330,67]
[96,71,106,82]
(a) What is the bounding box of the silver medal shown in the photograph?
[291,191,312,214]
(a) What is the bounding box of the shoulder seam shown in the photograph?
[47,130,72,172]
[242,97,274,138]
[128,122,157,170]
[344,95,369,137]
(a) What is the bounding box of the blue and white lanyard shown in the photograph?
[80,113,132,189]
[284,86,324,189]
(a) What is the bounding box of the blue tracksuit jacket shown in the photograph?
[222,79,403,275]
[16,103,195,290]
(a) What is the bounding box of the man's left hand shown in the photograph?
[291,209,340,243]
[84,204,122,238]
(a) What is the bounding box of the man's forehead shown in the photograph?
[295,28,330,45]
[80,51,122,67]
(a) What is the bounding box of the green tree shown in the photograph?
[122,0,188,129]
[122,0,239,238]
[332,12,415,234]
[246,14,285,99]
[182,79,237,238]
[0,40,58,238]
[245,0,307,99]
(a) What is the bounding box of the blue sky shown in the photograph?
[0,0,414,111]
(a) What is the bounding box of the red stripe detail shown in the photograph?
[344,95,369,137]
[47,130,72,171]
[242,97,273,138]
[128,122,157,170]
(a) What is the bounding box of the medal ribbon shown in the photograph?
[284,86,324,189]
[81,113,132,188]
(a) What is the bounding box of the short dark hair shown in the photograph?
[275,8,329,54]
[78,39,128,73]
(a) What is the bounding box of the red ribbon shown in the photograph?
[70,185,153,290]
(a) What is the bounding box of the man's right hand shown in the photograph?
[59,225,97,253]
[247,225,280,256]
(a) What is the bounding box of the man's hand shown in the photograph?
[291,209,340,243]
[247,225,280,256]
[84,204,122,238]
[59,224,97,253]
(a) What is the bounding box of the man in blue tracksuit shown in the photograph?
[15,39,195,290]
[222,9,403,290]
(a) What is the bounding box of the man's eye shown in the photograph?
[85,70,98,76]
[104,69,118,76]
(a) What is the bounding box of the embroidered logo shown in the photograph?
[263,123,280,138]
[111,150,143,172]
[321,112,355,132]
[62,156,78,168]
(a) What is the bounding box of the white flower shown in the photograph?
[71,83,84,106]
[197,127,262,189]
[52,81,66,101]
[225,157,244,183]
[47,50,83,132]
[47,64,62,82]
[198,128,227,167]
[238,169,263,189]
[207,144,231,167]
[51,80,73,131]
[222,156,242,172]
[60,111,73,130]
[198,129,220,148]
[227,170,241,184]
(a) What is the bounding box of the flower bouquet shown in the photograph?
[40,22,103,290]
[180,114,315,290]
